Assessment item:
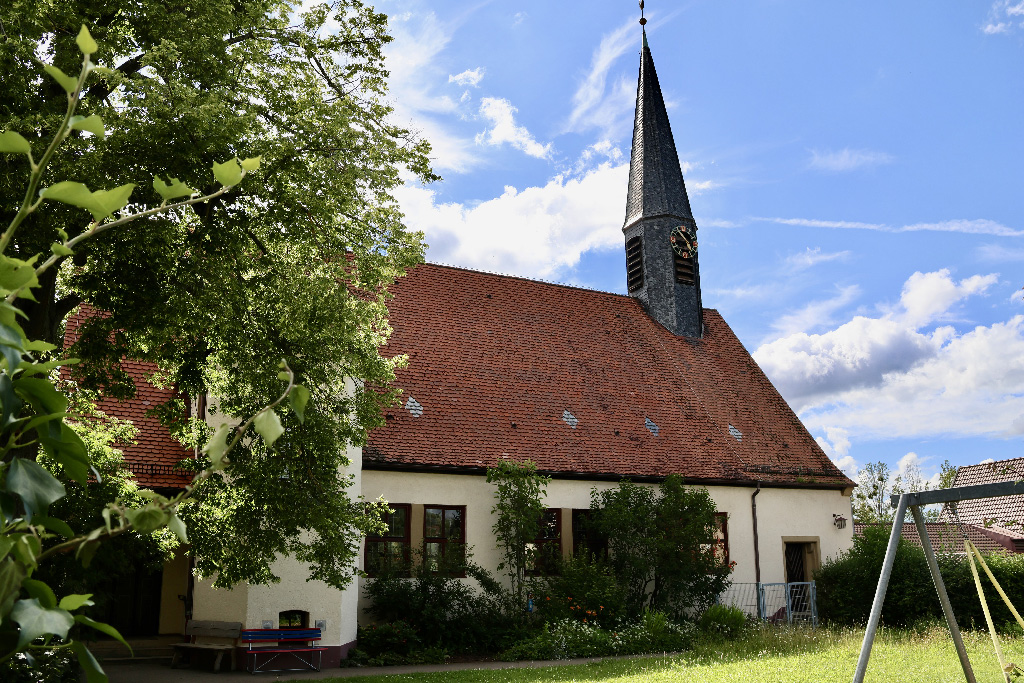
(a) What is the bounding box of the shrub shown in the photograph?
[363,553,512,653]
[817,525,1024,630]
[356,620,421,657]
[612,609,694,655]
[531,554,625,628]
[699,604,748,640]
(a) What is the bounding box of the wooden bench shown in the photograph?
[171,620,242,672]
[240,628,327,674]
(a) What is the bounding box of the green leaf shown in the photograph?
[240,156,262,171]
[11,599,74,648]
[43,64,77,94]
[153,176,196,202]
[70,640,108,683]
[0,372,23,429]
[253,409,284,448]
[212,158,242,187]
[0,558,25,619]
[70,114,105,139]
[58,593,94,611]
[124,504,169,534]
[51,243,74,257]
[90,184,136,219]
[0,537,13,562]
[23,339,57,353]
[38,423,91,483]
[12,535,41,567]
[35,515,74,539]
[75,614,130,652]
[6,458,66,519]
[289,384,310,424]
[76,25,98,55]
[0,256,40,298]
[23,579,57,609]
[16,377,68,416]
[0,131,31,155]
[202,423,231,470]
[39,182,135,221]
[167,514,188,543]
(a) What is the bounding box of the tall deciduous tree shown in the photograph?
[0,1,435,587]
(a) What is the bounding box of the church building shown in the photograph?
[74,24,855,666]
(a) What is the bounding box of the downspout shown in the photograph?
[751,482,763,619]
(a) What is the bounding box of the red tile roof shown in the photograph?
[853,522,1016,554]
[365,264,853,489]
[64,305,194,489]
[940,458,1024,541]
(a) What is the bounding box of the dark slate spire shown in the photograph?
[623,28,694,230]
[622,26,703,338]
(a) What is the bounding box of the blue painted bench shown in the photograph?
[239,628,327,674]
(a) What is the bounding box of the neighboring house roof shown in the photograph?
[853,522,1016,555]
[364,263,853,490]
[64,305,193,489]
[939,457,1024,541]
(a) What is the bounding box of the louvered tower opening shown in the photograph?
[674,251,695,286]
[625,236,644,291]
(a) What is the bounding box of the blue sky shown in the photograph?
[373,0,1024,485]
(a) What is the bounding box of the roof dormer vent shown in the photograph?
[562,409,578,428]
[645,417,659,436]
[728,424,742,441]
[405,396,424,417]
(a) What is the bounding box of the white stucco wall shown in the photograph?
[358,470,853,619]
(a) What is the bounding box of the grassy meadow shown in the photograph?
[305,625,1024,683]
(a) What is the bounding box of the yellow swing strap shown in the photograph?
[965,538,1024,683]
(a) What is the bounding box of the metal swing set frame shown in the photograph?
[852,480,1024,683]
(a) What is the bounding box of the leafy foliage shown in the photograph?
[590,476,732,620]
[530,554,625,629]
[362,551,509,655]
[486,459,550,609]
[0,27,310,681]
[1,0,433,588]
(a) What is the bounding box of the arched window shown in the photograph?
[625,236,644,291]
[278,610,308,629]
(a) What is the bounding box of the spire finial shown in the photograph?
[639,0,647,26]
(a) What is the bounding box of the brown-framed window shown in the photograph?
[713,512,729,566]
[526,508,561,576]
[571,509,608,560]
[365,504,411,576]
[424,505,465,572]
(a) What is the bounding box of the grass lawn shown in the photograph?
[302,625,1024,683]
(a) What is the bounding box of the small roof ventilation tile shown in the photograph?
[405,396,424,417]
[728,424,742,441]
[645,417,659,436]
[562,409,578,429]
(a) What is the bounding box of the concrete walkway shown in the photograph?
[103,654,656,682]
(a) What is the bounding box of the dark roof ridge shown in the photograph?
[421,260,629,299]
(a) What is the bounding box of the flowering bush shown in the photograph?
[498,612,695,661]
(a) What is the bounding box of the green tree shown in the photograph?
[1,1,435,587]
[591,476,732,619]
[852,461,894,523]
[486,459,550,610]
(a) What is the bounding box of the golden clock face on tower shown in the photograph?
[670,225,697,259]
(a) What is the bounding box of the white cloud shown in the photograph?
[982,1,1024,33]
[809,148,894,172]
[755,270,1024,444]
[448,68,484,88]
[763,216,1024,237]
[893,270,998,327]
[785,247,852,270]
[475,97,552,159]
[978,244,1024,261]
[565,18,637,137]
[384,11,480,172]
[396,163,629,279]
[815,428,855,475]
[770,285,861,339]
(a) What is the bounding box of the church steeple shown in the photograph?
[623,19,703,338]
